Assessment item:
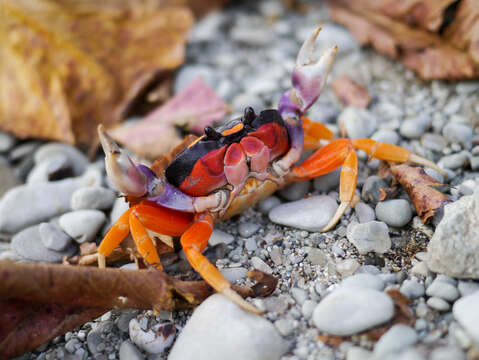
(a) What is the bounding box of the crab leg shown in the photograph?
[98,208,133,268]
[181,214,262,314]
[302,116,334,150]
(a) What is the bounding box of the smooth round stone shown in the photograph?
[208,229,234,246]
[238,222,260,238]
[312,287,394,336]
[346,346,372,360]
[27,153,71,184]
[399,116,430,139]
[71,186,116,210]
[257,196,281,214]
[0,132,16,152]
[435,274,457,286]
[336,259,361,277]
[361,176,387,204]
[424,167,444,184]
[230,26,274,46]
[427,297,450,312]
[338,107,377,139]
[371,129,400,145]
[110,197,130,224]
[59,210,106,244]
[400,278,425,299]
[174,65,217,94]
[168,294,286,360]
[220,267,248,283]
[439,152,469,170]
[129,319,175,354]
[373,325,418,357]
[442,123,473,148]
[426,278,459,302]
[119,340,144,360]
[39,222,72,251]
[313,169,341,192]
[274,318,296,336]
[278,180,310,201]
[34,143,88,177]
[341,273,384,291]
[269,195,338,232]
[346,221,391,254]
[302,300,317,318]
[189,12,226,43]
[231,93,264,113]
[453,291,479,343]
[458,281,479,297]
[251,256,273,274]
[375,199,412,227]
[0,159,20,198]
[421,133,448,152]
[307,248,329,267]
[291,287,308,305]
[11,225,77,262]
[354,202,375,223]
[430,346,466,360]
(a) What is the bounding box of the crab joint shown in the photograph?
[98,125,147,197]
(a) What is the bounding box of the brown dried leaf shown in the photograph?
[0,0,194,145]
[331,75,371,108]
[391,164,451,223]
[328,0,479,79]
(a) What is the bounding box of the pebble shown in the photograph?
[307,248,329,267]
[278,180,310,201]
[411,261,430,277]
[129,318,175,354]
[427,297,450,312]
[231,93,264,113]
[336,259,361,277]
[238,222,260,238]
[371,129,400,145]
[86,330,103,354]
[0,132,15,152]
[427,187,479,278]
[354,202,375,223]
[168,294,286,360]
[257,196,281,214]
[59,210,106,244]
[421,133,448,153]
[251,256,273,274]
[338,107,377,139]
[0,159,20,198]
[291,287,308,305]
[274,318,296,336]
[361,176,387,204]
[39,222,72,251]
[373,324,418,357]
[313,169,341,192]
[400,278,425,299]
[110,197,130,224]
[34,142,88,176]
[346,347,372,360]
[453,291,479,343]
[270,246,283,265]
[442,122,473,148]
[457,280,479,297]
[346,221,391,254]
[71,186,116,210]
[230,26,274,46]
[11,224,77,262]
[341,273,384,291]
[209,229,235,246]
[438,152,469,170]
[0,169,101,233]
[312,287,394,336]
[27,154,71,183]
[301,300,317,318]
[220,267,248,283]
[119,340,144,360]
[174,65,217,94]
[430,346,466,360]
[244,237,257,251]
[269,195,338,231]
[399,116,430,139]
[375,199,412,227]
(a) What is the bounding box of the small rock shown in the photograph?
[110,197,129,224]
[251,256,273,274]
[269,195,338,231]
[400,278,425,299]
[458,280,479,297]
[373,325,418,357]
[129,319,175,354]
[238,222,260,238]
[301,300,317,318]
[257,196,281,214]
[354,202,375,223]
[59,210,106,244]
[244,237,257,251]
[313,169,341,192]
[338,107,377,139]
[442,123,473,148]
[220,267,248,283]
[411,261,430,277]
[397,349,426,360]
[427,297,450,312]
[346,221,391,254]
[435,274,457,286]
[86,330,103,354]
[0,159,20,198]
[168,294,286,360]
[27,154,71,184]
[399,116,430,139]
[453,291,479,343]
[39,222,72,251]
[264,296,289,314]
[336,259,361,277]
[174,65,217,94]
[430,346,466,360]
[11,225,77,262]
[375,199,412,227]
[231,93,264,113]
[307,248,329,267]
[209,229,235,246]
[278,181,310,201]
[0,132,15,152]
[34,143,88,176]
[371,129,400,145]
[313,287,394,336]
[230,26,274,46]
[117,310,140,333]
[119,340,144,360]
[291,288,308,305]
[361,176,387,205]
[270,246,283,265]
[346,346,372,360]
[71,187,116,210]
[421,133,448,153]
[274,318,296,336]
[341,273,384,291]
[439,152,469,170]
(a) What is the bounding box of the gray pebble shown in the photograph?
[244,237,257,251]
[119,340,144,360]
[71,186,116,210]
[116,310,140,333]
[220,267,248,283]
[59,210,106,244]
[274,318,296,336]
[257,196,281,214]
[174,65,217,94]
[424,167,444,184]
[439,152,469,170]
[442,123,473,148]
[361,176,387,204]
[338,107,378,139]
[453,291,479,343]
[39,222,72,251]
[354,202,375,223]
[278,180,310,201]
[11,225,77,262]
[34,143,88,177]
[269,195,338,231]
[426,278,459,302]
[399,116,431,139]
[307,248,329,267]
[110,197,130,224]
[313,287,394,336]
[291,287,308,305]
[341,273,384,291]
[375,199,412,227]
[231,93,264,113]
[209,229,234,246]
[10,141,40,162]
[373,324,418,357]
[129,319,175,354]
[86,330,103,354]
[435,274,457,286]
[457,280,479,297]
[231,26,274,46]
[301,300,317,318]
[264,295,289,314]
[471,156,479,171]
[336,259,361,277]
[346,347,372,360]
[0,159,20,198]
[27,154,71,184]
[251,256,273,274]
[421,133,448,153]
[427,297,450,312]
[400,278,425,299]
[430,346,466,360]
[238,222,260,238]
[313,169,341,192]
[0,132,16,152]
[371,129,400,145]
[411,261,430,277]
[346,221,391,254]
[270,246,283,265]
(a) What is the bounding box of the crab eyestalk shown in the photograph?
[98,125,147,198]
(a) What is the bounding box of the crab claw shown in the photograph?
[281,28,337,118]
[98,125,147,197]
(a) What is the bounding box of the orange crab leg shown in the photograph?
[98,208,133,268]
[129,211,162,270]
[302,116,334,150]
[181,214,262,314]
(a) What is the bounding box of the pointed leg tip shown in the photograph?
[98,253,106,269]
[320,202,350,233]
[223,287,264,315]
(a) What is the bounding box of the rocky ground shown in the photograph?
[1,1,479,359]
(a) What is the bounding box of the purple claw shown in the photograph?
[98,125,147,198]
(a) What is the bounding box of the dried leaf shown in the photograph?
[391,164,451,223]
[328,0,479,79]
[109,77,229,159]
[0,0,194,145]
[331,75,371,108]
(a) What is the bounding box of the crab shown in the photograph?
[96,28,444,314]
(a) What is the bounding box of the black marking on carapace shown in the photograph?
[165,109,288,188]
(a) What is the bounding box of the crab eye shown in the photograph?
[204,126,222,140]
[243,107,256,125]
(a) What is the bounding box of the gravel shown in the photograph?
[375,199,413,227]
